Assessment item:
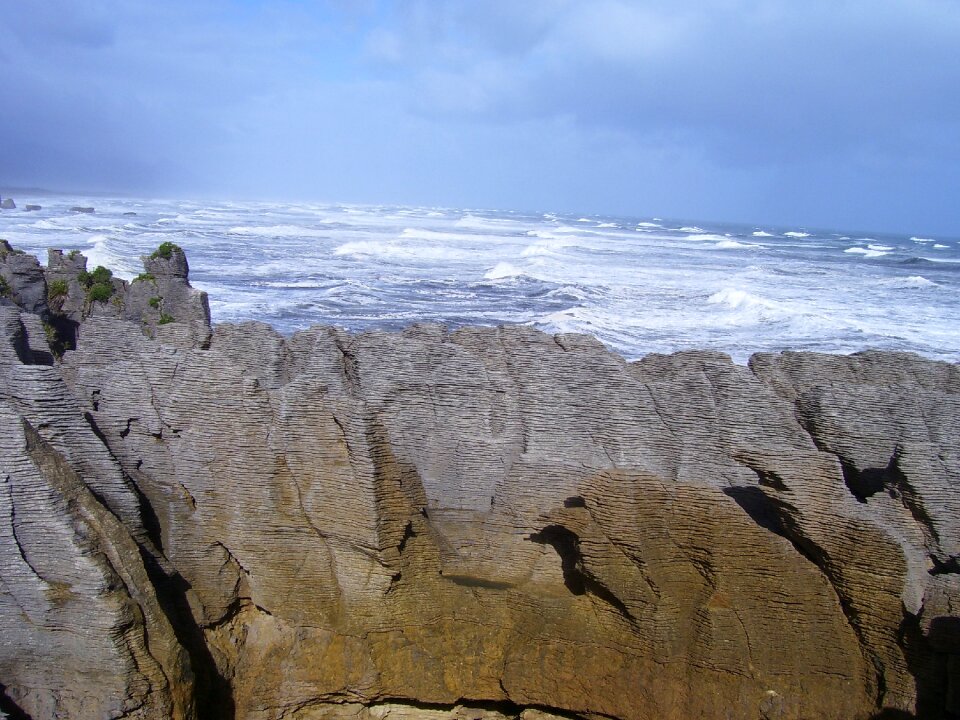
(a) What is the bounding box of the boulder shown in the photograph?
[0,240,48,316]
[0,198,15,210]
[24,204,41,212]
[70,206,94,214]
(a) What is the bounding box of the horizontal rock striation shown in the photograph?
[0,242,957,720]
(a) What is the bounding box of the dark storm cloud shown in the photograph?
[1,1,958,233]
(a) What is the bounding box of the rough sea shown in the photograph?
[1,194,958,365]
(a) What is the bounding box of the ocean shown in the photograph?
[1,194,958,364]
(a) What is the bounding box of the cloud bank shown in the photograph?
[2,0,958,233]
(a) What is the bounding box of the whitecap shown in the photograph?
[678,226,705,233]
[229,224,332,237]
[577,217,592,223]
[845,247,889,258]
[911,237,935,243]
[933,244,949,249]
[484,262,525,280]
[636,222,662,229]
[707,288,775,310]
[684,233,729,242]
[867,244,894,251]
[84,235,141,277]
[894,276,938,288]
[783,231,810,238]
[715,240,761,250]
[752,231,774,237]
[596,222,618,228]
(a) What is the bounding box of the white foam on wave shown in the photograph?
[707,288,777,311]
[254,280,329,289]
[31,219,67,230]
[521,244,557,257]
[784,231,810,238]
[911,237,935,243]
[678,226,705,233]
[886,275,938,288]
[845,247,889,258]
[400,227,486,243]
[933,244,949,249]
[84,235,140,278]
[752,231,774,237]
[455,214,518,231]
[715,240,761,250]
[484,262,525,280]
[229,224,332,238]
[596,222,617,228]
[636,222,662,229]
[867,244,894,251]
[577,217,592,223]
[684,233,729,242]
[333,240,469,262]
[919,256,960,264]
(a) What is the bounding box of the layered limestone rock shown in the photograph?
[0,242,957,720]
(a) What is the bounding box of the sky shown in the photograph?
[1,0,958,235]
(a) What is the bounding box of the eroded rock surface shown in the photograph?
[0,244,957,720]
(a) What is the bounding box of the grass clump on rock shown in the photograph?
[78,265,115,303]
[133,272,155,283]
[48,279,68,299]
[158,313,175,325]
[149,296,162,309]
[150,242,181,260]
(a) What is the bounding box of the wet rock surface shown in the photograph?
[0,242,957,719]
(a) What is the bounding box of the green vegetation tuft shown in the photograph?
[148,296,162,309]
[0,276,10,297]
[48,279,69,299]
[158,313,175,325]
[133,272,155,283]
[90,266,112,285]
[67,249,82,260]
[150,242,181,260]
[87,283,114,303]
[78,266,113,301]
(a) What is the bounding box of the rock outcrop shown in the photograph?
[0,242,956,720]
[0,199,15,210]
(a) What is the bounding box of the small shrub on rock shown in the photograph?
[158,313,174,325]
[87,283,113,303]
[48,279,68,299]
[134,272,155,283]
[149,296,162,309]
[151,242,181,260]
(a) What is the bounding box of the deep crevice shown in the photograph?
[398,520,415,553]
[929,556,960,576]
[528,525,632,620]
[723,485,888,708]
[898,611,960,719]
[841,460,889,503]
[359,695,600,720]
[137,546,236,720]
[0,683,33,720]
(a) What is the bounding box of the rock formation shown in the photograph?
[0,242,956,720]
[0,199,15,210]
